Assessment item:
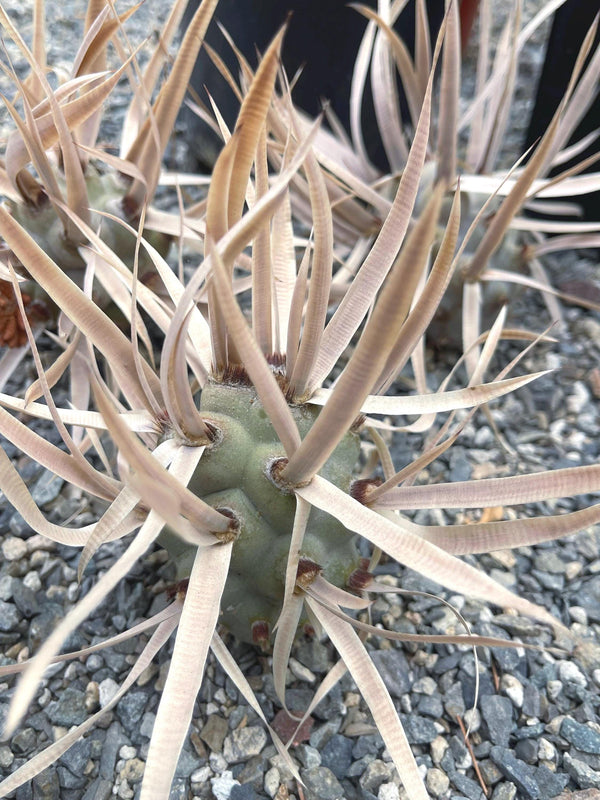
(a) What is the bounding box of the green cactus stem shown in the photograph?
[158,380,361,644]
[8,166,170,279]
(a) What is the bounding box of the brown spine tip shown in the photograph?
[251,620,271,651]
[296,557,322,590]
[120,191,139,224]
[350,478,383,505]
[347,567,374,592]
[165,578,189,602]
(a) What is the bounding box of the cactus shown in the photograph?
[159,379,361,644]
[0,0,218,362]
[1,4,600,800]
[5,166,170,278]
[261,1,600,348]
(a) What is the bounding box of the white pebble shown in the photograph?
[288,657,316,684]
[210,770,240,800]
[558,661,587,687]
[119,746,137,760]
[98,678,119,708]
[191,766,212,784]
[566,382,590,414]
[23,571,42,592]
[463,707,481,733]
[501,674,524,708]
[264,766,281,798]
[209,752,228,773]
[538,737,557,762]
[412,676,437,696]
[2,537,27,561]
[378,782,400,800]
[426,767,450,797]
[546,680,562,701]
[430,736,448,765]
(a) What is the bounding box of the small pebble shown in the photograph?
[426,767,450,797]
[378,783,400,800]
[558,660,587,687]
[264,766,280,798]
[501,674,524,708]
[2,536,27,561]
[211,770,241,800]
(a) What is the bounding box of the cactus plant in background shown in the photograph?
[0,0,219,384]
[244,0,600,350]
[0,1,600,799]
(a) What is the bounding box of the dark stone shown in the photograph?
[489,748,567,800]
[563,752,600,790]
[490,747,541,799]
[449,735,470,766]
[415,693,444,718]
[16,782,33,800]
[28,604,64,651]
[11,582,39,618]
[575,576,600,623]
[32,768,60,800]
[230,785,260,800]
[46,688,88,727]
[12,727,37,755]
[368,649,412,697]
[522,684,541,717]
[116,691,148,730]
[59,737,92,776]
[99,722,124,780]
[399,714,438,744]
[301,766,345,800]
[443,681,466,717]
[449,771,486,800]
[31,470,64,507]
[81,778,112,800]
[56,765,87,789]
[480,696,515,747]
[0,598,20,631]
[352,734,383,759]
[514,739,538,765]
[560,718,600,754]
[535,764,569,798]
[513,723,545,740]
[321,734,354,779]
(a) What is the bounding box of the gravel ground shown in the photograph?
[1,2,600,800]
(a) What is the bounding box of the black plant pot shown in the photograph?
[525,0,600,222]
[179,0,444,169]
